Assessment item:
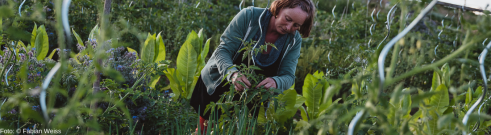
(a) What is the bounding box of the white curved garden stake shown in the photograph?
[40,62,61,122]
[19,0,26,17]
[348,1,438,134]
[376,4,398,49]
[62,0,72,38]
[463,40,491,135]
[332,5,336,19]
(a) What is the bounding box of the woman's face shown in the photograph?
[274,6,308,35]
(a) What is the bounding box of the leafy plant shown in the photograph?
[164,29,210,100]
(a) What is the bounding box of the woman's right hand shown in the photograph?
[231,72,251,92]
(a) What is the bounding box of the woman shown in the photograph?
[190,0,315,133]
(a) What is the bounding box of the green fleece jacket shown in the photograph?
[201,6,302,95]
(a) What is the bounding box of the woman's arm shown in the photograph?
[212,8,252,81]
[271,34,302,91]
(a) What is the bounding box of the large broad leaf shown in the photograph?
[295,95,306,109]
[274,89,297,124]
[473,86,483,98]
[201,39,210,60]
[72,28,84,47]
[185,30,200,57]
[429,84,449,115]
[141,33,156,63]
[88,24,100,42]
[401,92,412,117]
[302,74,322,120]
[163,68,181,100]
[149,75,161,89]
[154,33,166,63]
[186,76,199,100]
[257,103,267,124]
[177,32,198,99]
[34,25,49,60]
[299,106,309,122]
[197,28,204,53]
[295,120,311,131]
[317,98,341,117]
[426,110,440,135]
[30,23,37,46]
[197,38,211,73]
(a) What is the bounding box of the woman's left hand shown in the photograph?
[256,77,276,89]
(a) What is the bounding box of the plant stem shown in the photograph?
[386,33,474,87]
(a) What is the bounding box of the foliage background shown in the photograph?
[0,0,491,134]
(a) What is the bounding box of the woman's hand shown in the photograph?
[232,72,251,92]
[256,77,276,89]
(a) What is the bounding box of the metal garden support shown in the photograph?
[347,1,438,134]
[19,0,26,17]
[376,4,398,49]
[40,63,61,123]
[462,40,491,135]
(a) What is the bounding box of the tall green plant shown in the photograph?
[141,32,167,88]
[299,71,334,121]
[31,24,49,60]
[163,29,210,100]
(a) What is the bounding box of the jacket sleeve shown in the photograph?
[213,8,251,81]
[272,34,302,91]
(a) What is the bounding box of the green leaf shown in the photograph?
[48,48,58,59]
[17,40,26,51]
[401,93,412,117]
[163,68,181,100]
[430,84,449,115]
[473,86,483,98]
[149,75,161,89]
[127,47,139,59]
[426,110,440,134]
[302,74,323,120]
[197,28,204,52]
[431,71,441,91]
[30,23,37,47]
[197,39,210,72]
[177,31,198,99]
[154,33,166,63]
[440,63,450,86]
[465,88,472,106]
[0,17,2,42]
[19,103,44,123]
[201,38,210,60]
[185,30,200,56]
[299,106,308,122]
[89,24,100,42]
[72,28,84,47]
[142,33,156,63]
[102,68,126,82]
[186,76,199,100]
[274,89,297,124]
[35,25,49,60]
[351,82,361,99]
[295,120,310,131]
[258,103,267,124]
[295,95,306,109]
